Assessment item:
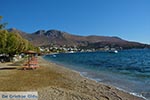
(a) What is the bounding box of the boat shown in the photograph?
[108,50,118,53]
[52,54,56,57]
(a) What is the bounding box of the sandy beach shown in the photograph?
[0,57,145,100]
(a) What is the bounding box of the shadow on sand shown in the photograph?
[0,67,17,70]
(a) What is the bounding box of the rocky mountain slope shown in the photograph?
[8,28,149,49]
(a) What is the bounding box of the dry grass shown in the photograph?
[0,59,61,91]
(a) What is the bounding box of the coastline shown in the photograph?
[78,69,147,100]
[43,54,147,100]
[39,57,145,100]
[0,56,145,100]
[79,71,146,100]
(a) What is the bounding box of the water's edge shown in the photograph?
[42,55,147,100]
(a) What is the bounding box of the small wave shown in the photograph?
[79,71,147,99]
[80,72,88,76]
[115,87,147,100]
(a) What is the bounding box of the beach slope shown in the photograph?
[0,57,145,100]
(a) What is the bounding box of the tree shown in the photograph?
[0,16,40,57]
[5,32,40,55]
[0,30,8,53]
[6,32,20,55]
[0,16,7,30]
[19,39,29,52]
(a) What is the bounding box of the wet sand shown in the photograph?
[0,57,145,100]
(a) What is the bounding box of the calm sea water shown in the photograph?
[43,49,150,100]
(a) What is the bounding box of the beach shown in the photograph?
[0,57,145,100]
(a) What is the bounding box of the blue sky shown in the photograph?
[1,0,150,44]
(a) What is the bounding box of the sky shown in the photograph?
[0,0,150,44]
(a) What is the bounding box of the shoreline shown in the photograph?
[79,71,147,100]
[43,55,147,100]
[0,57,146,100]
[79,71,146,100]
[40,57,145,100]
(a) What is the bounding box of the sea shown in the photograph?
[43,49,150,100]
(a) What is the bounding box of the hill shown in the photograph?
[8,28,150,50]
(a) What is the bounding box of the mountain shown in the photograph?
[8,28,150,49]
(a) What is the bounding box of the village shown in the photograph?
[39,45,120,54]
